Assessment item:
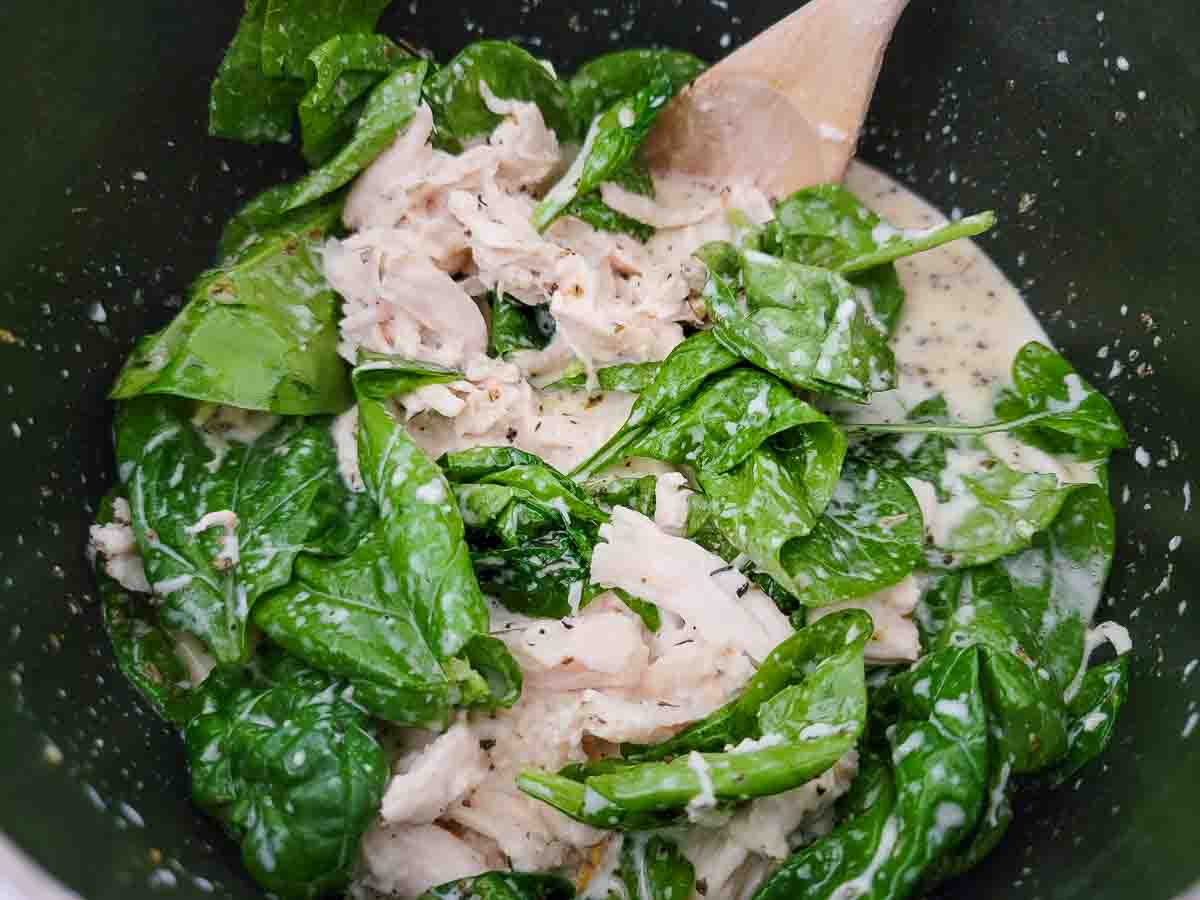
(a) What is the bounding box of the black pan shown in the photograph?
[1,1,1197,898]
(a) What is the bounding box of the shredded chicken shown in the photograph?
[591,507,793,663]
[88,497,151,593]
[380,719,490,825]
[808,574,922,664]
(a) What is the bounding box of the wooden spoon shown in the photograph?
[643,0,910,197]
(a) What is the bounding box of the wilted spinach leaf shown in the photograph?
[115,398,360,663]
[298,34,412,165]
[753,645,989,900]
[209,0,306,144]
[761,184,994,273]
[260,0,393,80]
[425,41,573,150]
[704,244,897,402]
[185,649,387,900]
[779,459,924,607]
[615,833,695,900]
[112,200,350,414]
[561,192,655,241]
[254,526,520,727]
[519,612,868,827]
[1052,655,1129,785]
[355,373,490,659]
[490,293,556,357]
[534,74,673,232]
[568,49,706,133]
[95,491,202,725]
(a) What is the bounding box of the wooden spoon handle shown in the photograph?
[645,0,910,195]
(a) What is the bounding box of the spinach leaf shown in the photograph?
[583,475,658,517]
[112,201,350,414]
[850,394,955,499]
[1001,484,1116,690]
[533,74,673,232]
[1052,655,1129,785]
[425,41,574,150]
[490,293,556,357]
[936,566,1069,772]
[419,873,575,900]
[518,612,869,827]
[114,398,358,663]
[761,184,994,274]
[352,351,462,400]
[298,34,411,165]
[185,649,387,900]
[924,448,1078,569]
[284,59,428,212]
[851,343,1126,460]
[780,459,924,608]
[708,245,896,402]
[753,646,989,900]
[568,49,706,133]
[622,610,871,761]
[542,360,660,393]
[254,527,520,727]
[616,833,695,900]
[260,0,393,80]
[561,193,655,242]
[95,491,202,725]
[355,380,489,659]
[443,447,634,620]
[209,0,306,144]
[995,341,1128,460]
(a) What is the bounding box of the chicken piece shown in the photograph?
[499,611,650,691]
[88,497,151,594]
[331,407,364,493]
[380,719,490,825]
[358,823,488,899]
[807,575,921,664]
[591,508,788,662]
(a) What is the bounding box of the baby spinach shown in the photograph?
[704,244,897,402]
[355,376,490,660]
[780,459,924,608]
[583,474,658,517]
[111,200,351,414]
[753,645,989,900]
[994,341,1128,460]
[761,184,994,274]
[519,612,869,827]
[1052,655,1129,785]
[623,610,871,761]
[562,193,655,242]
[184,649,387,900]
[935,566,1069,772]
[442,447,654,622]
[260,0,394,81]
[425,41,574,151]
[419,873,575,900]
[490,293,556,357]
[614,833,696,900]
[283,59,428,212]
[533,74,673,232]
[543,360,661,393]
[114,398,359,663]
[95,491,202,725]
[209,0,306,144]
[1001,484,1116,690]
[254,527,520,727]
[568,48,706,133]
[852,343,1126,461]
[352,351,462,400]
[298,34,412,165]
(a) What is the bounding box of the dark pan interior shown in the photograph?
[0,1,1197,898]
